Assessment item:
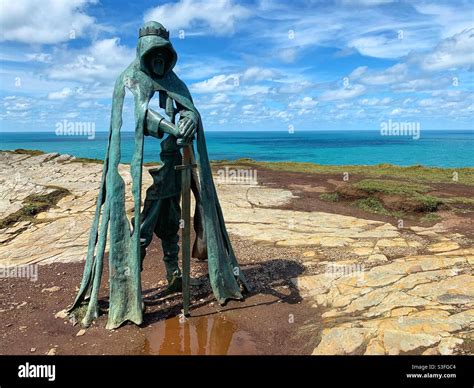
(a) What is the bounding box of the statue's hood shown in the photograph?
[137,21,177,76]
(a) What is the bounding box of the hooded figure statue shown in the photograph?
[68,21,249,330]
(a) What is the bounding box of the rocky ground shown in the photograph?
[0,150,472,355]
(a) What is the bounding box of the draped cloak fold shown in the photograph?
[68,37,248,330]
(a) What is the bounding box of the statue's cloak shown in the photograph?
[69,31,248,329]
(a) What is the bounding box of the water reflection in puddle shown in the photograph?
[144,315,257,355]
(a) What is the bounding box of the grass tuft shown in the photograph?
[353,179,431,195]
[353,198,390,215]
[421,213,442,223]
[319,192,340,202]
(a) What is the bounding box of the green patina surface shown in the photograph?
[68,22,248,329]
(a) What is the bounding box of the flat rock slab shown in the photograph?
[292,251,473,355]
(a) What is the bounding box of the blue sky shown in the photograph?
[0,0,473,132]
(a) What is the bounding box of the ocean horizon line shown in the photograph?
[1,148,473,170]
[1,130,473,168]
[1,128,473,134]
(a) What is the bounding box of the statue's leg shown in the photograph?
[162,236,180,280]
[156,195,181,290]
[138,198,162,270]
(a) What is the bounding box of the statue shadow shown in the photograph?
[139,258,306,328]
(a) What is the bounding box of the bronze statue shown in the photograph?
[69,21,249,329]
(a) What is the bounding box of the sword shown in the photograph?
[146,108,199,315]
[175,139,197,317]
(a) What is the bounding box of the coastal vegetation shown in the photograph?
[217,158,474,186]
[0,186,71,229]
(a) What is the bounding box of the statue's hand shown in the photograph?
[178,117,196,141]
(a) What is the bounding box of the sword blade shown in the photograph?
[181,145,192,316]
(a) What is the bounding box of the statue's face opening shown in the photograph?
[143,49,170,78]
[151,55,165,76]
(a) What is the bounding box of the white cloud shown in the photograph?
[359,97,391,106]
[269,109,292,122]
[418,98,438,107]
[431,90,464,99]
[238,85,270,96]
[275,80,313,94]
[0,66,73,98]
[0,0,97,44]
[191,67,276,95]
[359,63,408,85]
[209,93,230,105]
[175,56,234,80]
[289,96,318,109]
[46,38,135,83]
[198,93,231,109]
[242,67,278,82]
[64,112,80,118]
[393,76,451,92]
[349,34,421,59]
[144,0,251,36]
[320,84,366,101]
[289,96,318,115]
[414,3,474,39]
[336,102,353,109]
[255,2,441,61]
[78,101,104,109]
[191,74,238,94]
[339,0,395,5]
[278,48,298,63]
[388,107,420,116]
[415,28,474,71]
[47,87,74,100]
[2,96,32,110]
[26,53,53,63]
[349,66,368,78]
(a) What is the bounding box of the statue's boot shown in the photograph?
[162,236,182,294]
[166,271,182,294]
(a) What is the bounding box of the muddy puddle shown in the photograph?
[143,314,258,355]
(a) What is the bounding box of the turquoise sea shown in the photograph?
[0,130,473,168]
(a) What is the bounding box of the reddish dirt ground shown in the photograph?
[251,166,474,236]
[0,230,318,355]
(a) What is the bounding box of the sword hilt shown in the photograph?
[176,136,194,147]
[146,109,195,146]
